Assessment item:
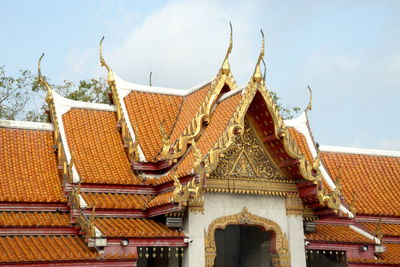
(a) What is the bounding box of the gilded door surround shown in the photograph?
[204,207,290,267]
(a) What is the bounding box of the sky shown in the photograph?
[1,0,399,150]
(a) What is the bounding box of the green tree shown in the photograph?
[1,66,299,121]
[0,65,109,122]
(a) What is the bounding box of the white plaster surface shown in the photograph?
[0,120,54,131]
[183,192,306,267]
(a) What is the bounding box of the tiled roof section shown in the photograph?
[305,224,373,243]
[124,92,183,161]
[288,127,313,163]
[349,244,400,265]
[169,83,211,143]
[147,191,173,208]
[0,235,99,263]
[361,222,400,237]
[157,92,242,184]
[95,218,185,237]
[62,109,141,185]
[82,193,152,210]
[0,212,70,227]
[321,152,400,216]
[0,128,66,203]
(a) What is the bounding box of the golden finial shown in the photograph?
[221,22,233,74]
[305,85,313,112]
[37,53,53,95]
[99,36,114,85]
[252,29,265,83]
[261,58,266,83]
[149,71,153,86]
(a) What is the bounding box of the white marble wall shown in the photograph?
[182,192,306,267]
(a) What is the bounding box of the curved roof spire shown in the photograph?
[221,22,233,74]
[37,53,54,102]
[252,29,265,83]
[305,85,313,112]
[99,36,115,85]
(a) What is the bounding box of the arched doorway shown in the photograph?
[215,224,271,266]
[204,207,290,267]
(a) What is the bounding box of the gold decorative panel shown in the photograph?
[208,122,298,195]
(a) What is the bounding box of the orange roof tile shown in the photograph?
[95,218,184,238]
[147,191,173,208]
[124,92,183,161]
[169,83,211,143]
[321,152,400,216]
[0,128,66,203]
[361,222,400,237]
[288,127,313,163]
[0,212,70,227]
[157,93,242,184]
[305,224,373,243]
[0,235,100,263]
[349,243,400,265]
[62,109,141,185]
[82,193,152,210]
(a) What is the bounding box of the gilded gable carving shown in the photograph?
[210,122,285,180]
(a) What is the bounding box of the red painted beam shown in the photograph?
[0,227,79,236]
[261,134,276,143]
[1,260,137,266]
[0,202,69,212]
[106,237,187,247]
[82,204,180,218]
[278,159,299,168]
[298,185,317,198]
[132,160,171,171]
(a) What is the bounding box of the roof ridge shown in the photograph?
[52,91,116,112]
[114,72,212,96]
[0,120,54,131]
[320,145,400,157]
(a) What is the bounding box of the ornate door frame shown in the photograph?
[204,207,291,267]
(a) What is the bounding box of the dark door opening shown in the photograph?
[215,224,271,267]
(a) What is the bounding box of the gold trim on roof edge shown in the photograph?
[317,174,341,210]
[38,54,73,185]
[100,37,140,162]
[171,32,334,212]
[160,23,237,162]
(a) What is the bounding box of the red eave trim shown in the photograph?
[82,203,180,218]
[0,202,69,212]
[0,259,137,266]
[0,226,79,236]
[76,183,157,195]
[132,160,171,172]
[106,237,187,247]
[356,215,400,224]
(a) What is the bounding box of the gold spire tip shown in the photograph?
[221,22,233,74]
[305,85,313,112]
[38,53,45,78]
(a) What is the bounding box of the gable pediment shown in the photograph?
[207,121,298,196]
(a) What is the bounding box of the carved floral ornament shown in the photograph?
[204,207,290,267]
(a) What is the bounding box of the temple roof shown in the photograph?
[321,149,400,217]
[0,124,66,203]
[62,108,142,185]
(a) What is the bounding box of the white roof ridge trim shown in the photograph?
[0,120,54,131]
[349,225,380,244]
[52,91,116,112]
[320,145,400,157]
[217,86,245,103]
[114,73,212,96]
